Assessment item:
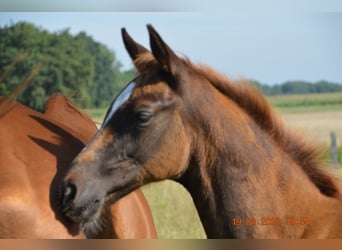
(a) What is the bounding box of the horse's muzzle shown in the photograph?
[61,180,101,224]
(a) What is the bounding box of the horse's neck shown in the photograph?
[179,91,340,238]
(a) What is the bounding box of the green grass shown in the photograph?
[85,92,342,238]
[141,181,206,239]
[84,108,107,123]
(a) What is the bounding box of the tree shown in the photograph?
[0,22,95,110]
[0,22,133,111]
[252,80,342,96]
[76,32,121,108]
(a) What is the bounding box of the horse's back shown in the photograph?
[0,98,83,238]
[0,96,156,238]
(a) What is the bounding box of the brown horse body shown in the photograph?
[0,95,156,238]
[62,25,342,238]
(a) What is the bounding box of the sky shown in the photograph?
[0,5,341,85]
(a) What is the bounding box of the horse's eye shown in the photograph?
[136,111,153,127]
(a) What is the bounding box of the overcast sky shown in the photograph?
[0,8,341,85]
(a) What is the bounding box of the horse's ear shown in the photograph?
[121,28,151,72]
[147,24,180,76]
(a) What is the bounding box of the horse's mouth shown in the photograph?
[72,186,138,236]
[63,182,139,236]
[65,198,101,222]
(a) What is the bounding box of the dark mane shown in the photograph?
[135,52,341,198]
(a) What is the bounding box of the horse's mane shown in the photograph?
[190,62,341,198]
[134,53,341,198]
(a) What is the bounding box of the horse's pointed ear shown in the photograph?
[121,28,151,72]
[147,24,180,75]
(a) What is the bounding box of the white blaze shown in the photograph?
[101,81,136,129]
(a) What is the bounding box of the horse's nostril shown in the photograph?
[63,182,77,210]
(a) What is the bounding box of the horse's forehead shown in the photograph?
[101,80,170,129]
[132,81,169,99]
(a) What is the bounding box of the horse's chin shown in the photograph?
[79,205,108,237]
[79,183,140,237]
[80,192,128,237]
[81,216,105,237]
[78,193,122,236]
[79,193,123,237]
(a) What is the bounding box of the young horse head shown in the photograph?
[62,25,342,238]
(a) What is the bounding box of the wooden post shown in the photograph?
[330,131,338,167]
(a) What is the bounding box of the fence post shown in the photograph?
[330,131,338,167]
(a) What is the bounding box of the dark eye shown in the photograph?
[136,111,153,127]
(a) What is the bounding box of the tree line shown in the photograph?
[252,80,342,96]
[0,21,135,111]
[0,22,341,111]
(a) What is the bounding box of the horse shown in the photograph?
[60,25,342,238]
[0,94,156,238]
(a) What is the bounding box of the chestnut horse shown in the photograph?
[0,94,156,238]
[61,25,342,238]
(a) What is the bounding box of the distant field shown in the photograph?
[86,92,342,239]
[268,92,342,145]
[269,92,342,113]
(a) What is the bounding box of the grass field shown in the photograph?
[268,92,342,113]
[269,93,342,145]
[85,92,342,239]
